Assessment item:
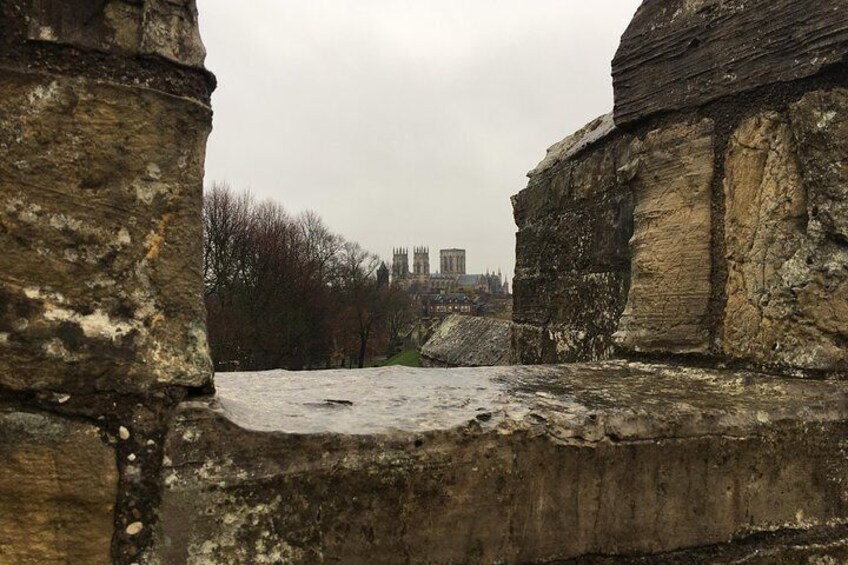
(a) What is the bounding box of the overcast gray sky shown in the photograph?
[198,1,642,281]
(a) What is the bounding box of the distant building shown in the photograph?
[413,246,430,276]
[390,245,510,303]
[377,262,390,287]
[440,249,466,275]
[392,248,409,280]
[424,293,475,318]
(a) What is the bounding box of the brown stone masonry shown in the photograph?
[3,0,848,562]
[0,1,214,563]
[513,6,848,376]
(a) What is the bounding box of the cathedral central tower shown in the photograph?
[440,249,466,275]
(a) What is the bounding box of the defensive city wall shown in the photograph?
[513,0,848,373]
[2,0,848,563]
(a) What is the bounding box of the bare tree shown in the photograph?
[203,183,398,371]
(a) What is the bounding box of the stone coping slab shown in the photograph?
[193,362,848,440]
[156,362,848,563]
[611,0,848,126]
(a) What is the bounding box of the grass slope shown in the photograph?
[383,349,421,367]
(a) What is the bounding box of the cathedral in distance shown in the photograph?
[388,247,510,297]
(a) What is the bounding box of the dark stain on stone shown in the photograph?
[113,301,135,321]
[56,321,85,350]
[99,248,119,270]
[308,399,354,409]
[551,523,848,564]
[0,288,40,332]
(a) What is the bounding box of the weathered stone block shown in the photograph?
[27,0,207,68]
[153,365,848,564]
[723,90,848,371]
[791,88,848,246]
[515,199,632,278]
[0,408,117,564]
[0,70,213,393]
[526,113,616,180]
[510,322,548,365]
[513,118,635,363]
[615,119,714,354]
[612,0,848,126]
[513,271,630,365]
[421,315,512,367]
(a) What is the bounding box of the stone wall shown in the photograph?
[513,0,848,374]
[155,365,848,564]
[3,0,848,563]
[0,1,214,562]
[420,315,512,367]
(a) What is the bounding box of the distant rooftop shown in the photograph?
[429,293,473,303]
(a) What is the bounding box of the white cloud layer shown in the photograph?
[198,1,642,280]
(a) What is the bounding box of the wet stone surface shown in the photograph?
[154,363,848,564]
[200,362,848,438]
[210,365,515,435]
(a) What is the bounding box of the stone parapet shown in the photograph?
[0,407,117,564]
[0,1,214,562]
[723,91,848,371]
[614,119,715,354]
[26,0,207,69]
[153,364,848,563]
[612,0,848,127]
[512,118,635,364]
[0,0,214,395]
[2,0,848,562]
[514,0,848,374]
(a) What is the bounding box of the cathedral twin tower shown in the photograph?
[392,247,466,279]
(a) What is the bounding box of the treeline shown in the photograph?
[203,183,412,371]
